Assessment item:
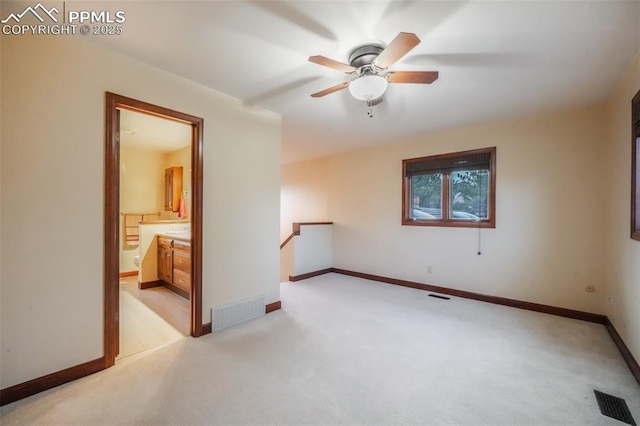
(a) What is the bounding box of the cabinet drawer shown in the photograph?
[173,249,191,272]
[158,237,172,248]
[173,240,191,251]
[173,269,191,292]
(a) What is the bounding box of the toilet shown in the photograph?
[134,254,141,268]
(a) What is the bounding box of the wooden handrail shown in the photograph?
[280,233,295,249]
[279,222,333,249]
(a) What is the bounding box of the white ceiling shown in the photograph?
[89,1,640,163]
[119,109,191,153]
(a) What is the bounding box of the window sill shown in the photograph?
[402,219,495,228]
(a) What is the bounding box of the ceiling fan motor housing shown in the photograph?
[348,44,384,69]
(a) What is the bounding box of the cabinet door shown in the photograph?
[164,169,173,211]
[163,248,173,282]
[157,246,173,283]
[164,167,183,212]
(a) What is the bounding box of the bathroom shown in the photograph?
[118,109,193,358]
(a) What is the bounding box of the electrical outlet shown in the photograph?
[607,294,614,304]
[427,265,432,274]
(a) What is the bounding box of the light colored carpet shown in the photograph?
[2,273,639,425]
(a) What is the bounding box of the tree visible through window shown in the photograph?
[402,147,496,228]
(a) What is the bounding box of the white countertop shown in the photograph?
[157,232,191,243]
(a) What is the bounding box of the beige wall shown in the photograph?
[280,158,330,243]
[119,147,165,272]
[0,35,281,389]
[121,147,165,216]
[604,50,640,362]
[326,106,607,314]
[279,106,608,313]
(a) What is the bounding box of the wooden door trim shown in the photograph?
[104,92,204,368]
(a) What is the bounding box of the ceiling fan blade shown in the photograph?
[308,56,357,73]
[387,71,439,84]
[373,32,421,69]
[310,81,351,98]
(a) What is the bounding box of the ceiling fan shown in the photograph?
[308,32,439,116]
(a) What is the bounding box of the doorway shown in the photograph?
[104,92,204,367]
[118,109,191,358]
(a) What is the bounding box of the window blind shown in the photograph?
[405,152,492,177]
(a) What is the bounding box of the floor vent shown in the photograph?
[213,296,265,332]
[428,294,450,300]
[594,390,637,425]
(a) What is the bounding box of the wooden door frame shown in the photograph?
[104,92,204,367]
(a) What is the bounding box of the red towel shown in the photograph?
[178,197,187,219]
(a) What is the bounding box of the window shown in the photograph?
[402,147,496,228]
[632,89,640,241]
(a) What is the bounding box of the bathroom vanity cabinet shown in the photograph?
[157,236,191,299]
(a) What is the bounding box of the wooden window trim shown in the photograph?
[402,147,496,228]
[632,89,640,241]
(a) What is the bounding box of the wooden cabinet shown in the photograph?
[157,237,173,283]
[172,269,191,293]
[172,243,191,294]
[157,236,191,299]
[164,167,183,212]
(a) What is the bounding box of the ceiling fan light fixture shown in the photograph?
[348,74,388,101]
